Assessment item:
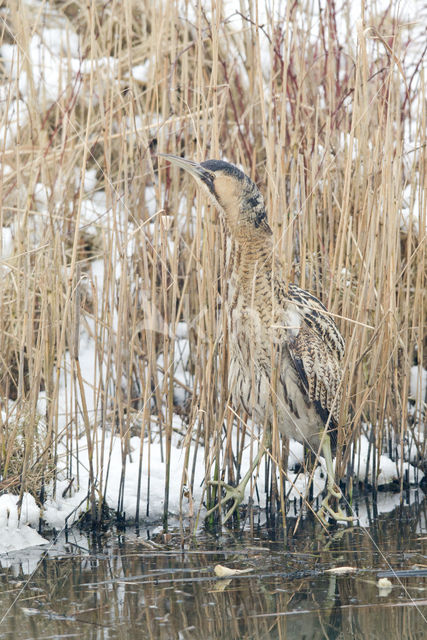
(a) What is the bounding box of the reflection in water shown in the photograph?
[0,494,426,639]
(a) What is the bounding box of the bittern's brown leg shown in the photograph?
[317,434,357,524]
[206,431,270,525]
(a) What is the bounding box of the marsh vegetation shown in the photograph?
[0,0,425,531]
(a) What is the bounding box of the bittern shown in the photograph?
[161,154,354,525]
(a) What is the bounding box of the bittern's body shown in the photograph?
[161,155,353,524]
[228,247,344,452]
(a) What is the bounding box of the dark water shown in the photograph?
[1,494,426,639]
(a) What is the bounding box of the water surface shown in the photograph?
[1,494,426,639]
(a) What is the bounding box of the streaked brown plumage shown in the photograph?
[161,154,354,524]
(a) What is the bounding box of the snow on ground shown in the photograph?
[410,364,427,405]
[351,433,423,487]
[0,404,424,554]
[401,183,426,235]
[0,27,119,148]
[0,494,48,554]
[29,407,327,532]
[0,295,424,553]
[42,422,207,530]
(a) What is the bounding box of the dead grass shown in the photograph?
[0,0,425,525]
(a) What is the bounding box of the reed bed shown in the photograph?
[0,0,425,528]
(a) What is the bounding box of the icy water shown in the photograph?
[1,496,426,640]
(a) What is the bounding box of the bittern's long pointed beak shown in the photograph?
[159,153,215,193]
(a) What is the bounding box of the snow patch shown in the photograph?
[0,494,48,555]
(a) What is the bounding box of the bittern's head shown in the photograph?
[160,154,272,239]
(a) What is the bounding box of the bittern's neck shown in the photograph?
[231,231,275,279]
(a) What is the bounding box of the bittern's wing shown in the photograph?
[287,324,343,426]
[283,285,345,431]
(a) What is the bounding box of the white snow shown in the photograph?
[38,423,321,529]
[351,433,424,486]
[0,99,29,148]
[401,183,425,234]
[1,226,14,261]
[130,60,151,83]
[0,22,121,150]
[75,167,98,194]
[42,424,207,529]
[80,190,108,226]
[0,494,48,554]
[0,526,48,555]
[33,182,51,212]
[410,364,427,404]
[1,421,423,552]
